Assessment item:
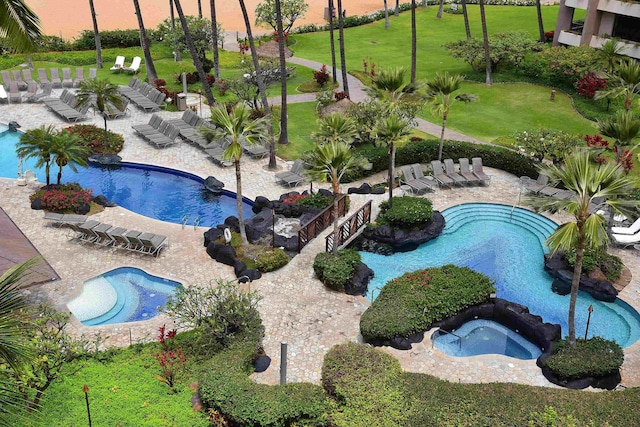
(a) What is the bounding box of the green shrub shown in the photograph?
[564,248,623,282]
[255,248,290,272]
[360,265,495,342]
[313,249,361,292]
[73,29,146,50]
[538,45,600,86]
[546,337,624,381]
[377,197,434,229]
[297,192,334,209]
[199,371,329,427]
[65,124,125,154]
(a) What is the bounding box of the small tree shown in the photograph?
[254,0,309,33]
[596,110,640,163]
[50,131,90,185]
[16,125,57,186]
[312,112,357,145]
[513,129,581,164]
[374,113,411,207]
[595,58,640,112]
[75,78,124,148]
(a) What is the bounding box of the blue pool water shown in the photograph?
[361,203,640,348]
[0,129,252,227]
[68,267,181,326]
[432,319,542,360]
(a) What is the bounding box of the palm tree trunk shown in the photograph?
[170,0,181,61]
[332,171,340,254]
[479,0,492,85]
[384,0,389,29]
[625,93,632,111]
[88,0,102,68]
[235,160,248,245]
[197,0,203,17]
[57,164,62,185]
[411,0,417,84]
[132,0,158,85]
[436,0,444,18]
[275,0,289,145]
[45,161,50,186]
[388,143,396,207]
[535,0,545,43]
[568,231,585,345]
[461,0,471,39]
[174,0,216,105]
[337,0,349,98]
[210,0,220,79]
[328,0,338,84]
[103,115,109,148]
[238,0,276,169]
[395,0,399,16]
[438,112,448,161]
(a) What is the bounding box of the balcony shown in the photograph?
[590,36,640,59]
[565,0,589,9]
[597,0,640,18]
[558,30,583,46]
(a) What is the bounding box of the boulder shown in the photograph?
[206,241,224,259]
[223,216,240,232]
[370,187,386,195]
[92,194,117,207]
[238,269,262,282]
[344,262,374,296]
[348,183,371,195]
[252,196,272,214]
[74,202,91,215]
[318,188,333,197]
[88,154,122,165]
[215,245,237,266]
[203,228,224,247]
[30,198,43,210]
[253,355,271,373]
[203,176,224,194]
[546,254,618,302]
[234,259,247,277]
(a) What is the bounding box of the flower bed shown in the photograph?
[30,183,93,213]
[65,124,125,155]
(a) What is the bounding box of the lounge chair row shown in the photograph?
[67,220,168,257]
[119,77,166,112]
[43,212,89,226]
[275,159,306,187]
[1,68,95,91]
[4,80,52,104]
[110,56,141,73]
[430,158,491,187]
[522,174,576,200]
[42,89,89,122]
[132,113,180,148]
[399,164,437,194]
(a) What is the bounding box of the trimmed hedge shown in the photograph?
[255,248,290,272]
[313,249,361,292]
[344,138,539,182]
[546,337,624,381]
[199,371,329,426]
[360,265,495,342]
[377,197,434,229]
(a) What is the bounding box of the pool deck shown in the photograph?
[1,93,640,390]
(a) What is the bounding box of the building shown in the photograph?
[554,0,640,59]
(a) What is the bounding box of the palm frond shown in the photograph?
[546,223,579,254]
[0,0,41,52]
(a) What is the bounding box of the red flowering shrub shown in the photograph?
[370,62,376,77]
[544,31,555,43]
[159,87,178,106]
[576,72,607,99]
[65,124,124,154]
[154,78,167,88]
[174,72,199,85]
[313,64,330,87]
[30,183,93,212]
[620,149,634,173]
[334,91,349,101]
[584,134,608,148]
[282,193,309,204]
[238,41,249,54]
[154,325,185,390]
[273,31,289,44]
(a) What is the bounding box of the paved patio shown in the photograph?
[1,92,639,390]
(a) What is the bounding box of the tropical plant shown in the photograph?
[374,113,411,207]
[370,66,407,96]
[425,72,467,161]
[132,0,158,85]
[50,131,90,185]
[0,0,41,52]
[525,150,640,344]
[304,141,370,253]
[595,58,640,112]
[513,128,581,164]
[254,0,308,33]
[596,39,623,74]
[202,104,267,245]
[75,77,124,148]
[596,110,640,163]
[336,0,349,98]
[16,125,57,186]
[312,112,357,145]
[88,0,102,68]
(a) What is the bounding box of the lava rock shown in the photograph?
[206,241,224,259]
[370,187,386,195]
[252,196,272,213]
[215,245,237,266]
[88,154,122,165]
[348,183,372,194]
[253,355,271,373]
[234,259,247,277]
[92,194,117,207]
[546,254,618,302]
[74,202,90,215]
[318,188,333,197]
[203,228,224,247]
[223,216,240,232]
[203,176,224,194]
[344,262,374,296]
[238,269,262,282]
[30,198,43,210]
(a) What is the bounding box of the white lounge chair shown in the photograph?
[110,56,125,72]
[611,217,640,235]
[124,56,141,74]
[611,231,640,247]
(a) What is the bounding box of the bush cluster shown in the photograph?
[576,72,607,99]
[377,197,434,229]
[72,29,147,50]
[546,337,624,381]
[313,64,330,86]
[255,248,290,273]
[360,265,495,342]
[30,183,93,212]
[564,248,623,282]
[297,192,334,210]
[65,124,125,154]
[313,249,361,292]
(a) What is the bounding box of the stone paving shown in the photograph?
[1,87,640,391]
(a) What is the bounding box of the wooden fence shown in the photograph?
[325,200,372,252]
[297,194,347,253]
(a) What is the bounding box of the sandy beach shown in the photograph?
[26,0,383,40]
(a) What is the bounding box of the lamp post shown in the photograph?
[584,305,594,340]
[272,208,276,249]
[83,384,92,427]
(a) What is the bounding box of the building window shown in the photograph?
[612,15,640,43]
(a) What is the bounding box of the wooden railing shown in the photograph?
[297,194,347,253]
[325,200,372,253]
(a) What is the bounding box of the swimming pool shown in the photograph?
[67,267,180,326]
[360,203,640,348]
[0,128,252,227]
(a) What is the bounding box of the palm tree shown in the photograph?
[525,150,639,344]
[202,104,267,245]
[328,0,337,84]
[596,40,622,74]
[395,0,399,16]
[238,0,277,169]
[275,0,289,145]
[461,0,471,39]
[479,0,492,85]
[50,131,90,185]
[374,113,411,207]
[16,125,57,186]
[76,78,124,149]
[312,112,357,145]
[132,0,158,85]
[336,0,349,98]
[197,0,203,17]
[88,0,102,68]
[210,0,220,79]
[0,0,41,52]
[535,0,545,43]
[425,72,465,161]
[173,0,216,105]
[596,110,640,163]
[595,59,640,112]
[370,66,407,96]
[410,0,417,85]
[305,141,370,254]
[436,0,444,19]
[169,0,181,61]
[384,0,389,29]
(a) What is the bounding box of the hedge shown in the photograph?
[377,196,434,229]
[344,138,539,182]
[313,249,361,292]
[546,337,624,381]
[360,265,495,342]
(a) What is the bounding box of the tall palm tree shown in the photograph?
[526,150,639,344]
[0,0,41,52]
[479,0,492,85]
[425,72,465,161]
[202,104,267,245]
[275,0,288,145]
[395,0,399,16]
[436,0,444,19]
[76,78,124,148]
[132,0,158,85]
[197,0,203,18]
[336,0,349,98]
[535,0,545,43]
[305,141,370,254]
[595,59,640,112]
[461,0,471,39]
[88,0,102,68]
[374,113,411,207]
[328,0,337,84]
[50,131,90,185]
[210,0,220,79]
[170,0,181,61]
[311,112,357,145]
[410,0,417,84]
[173,0,216,105]
[16,125,57,186]
[596,110,640,163]
[238,0,277,169]
[384,0,389,29]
